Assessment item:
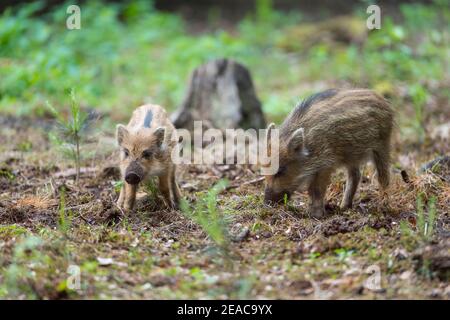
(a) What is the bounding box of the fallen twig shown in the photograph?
[225,176,265,191]
[110,194,125,218]
[54,167,97,178]
[49,177,58,198]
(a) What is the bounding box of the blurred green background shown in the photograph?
[0,0,449,128]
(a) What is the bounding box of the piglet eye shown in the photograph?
[142,150,152,159]
[123,149,129,157]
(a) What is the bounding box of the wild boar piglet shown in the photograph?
[116,104,181,211]
[264,89,394,218]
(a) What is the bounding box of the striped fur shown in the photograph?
[116,104,181,211]
[265,89,394,218]
[288,89,338,123]
[143,110,153,128]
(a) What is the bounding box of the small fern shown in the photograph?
[180,180,230,254]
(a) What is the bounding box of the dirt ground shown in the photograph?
[0,111,449,300]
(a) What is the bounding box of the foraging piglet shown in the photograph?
[116,104,181,211]
[264,89,394,218]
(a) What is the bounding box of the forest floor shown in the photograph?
[0,113,449,299]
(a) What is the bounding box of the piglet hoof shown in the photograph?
[162,199,179,211]
[115,200,127,213]
[171,202,180,211]
[122,205,134,214]
[116,200,124,209]
[165,201,178,210]
[310,207,326,219]
[340,203,352,211]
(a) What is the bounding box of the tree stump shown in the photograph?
[171,58,266,131]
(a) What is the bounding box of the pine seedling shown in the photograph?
[47,89,93,185]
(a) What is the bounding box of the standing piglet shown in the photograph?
[264,89,394,218]
[116,104,181,211]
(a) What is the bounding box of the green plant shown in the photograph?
[309,252,321,260]
[47,89,92,185]
[17,141,32,152]
[113,180,124,194]
[416,194,437,241]
[409,84,428,143]
[57,187,72,236]
[335,248,354,262]
[234,275,256,299]
[0,225,29,237]
[0,235,43,299]
[0,168,15,180]
[180,180,230,257]
[283,193,289,205]
[401,194,438,243]
[145,178,160,199]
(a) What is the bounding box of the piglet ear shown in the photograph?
[116,124,128,146]
[154,127,166,147]
[288,127,306,152]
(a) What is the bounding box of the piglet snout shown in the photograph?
[264,188,291,205]
[125,161,144,185]
[125,172,141,185]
